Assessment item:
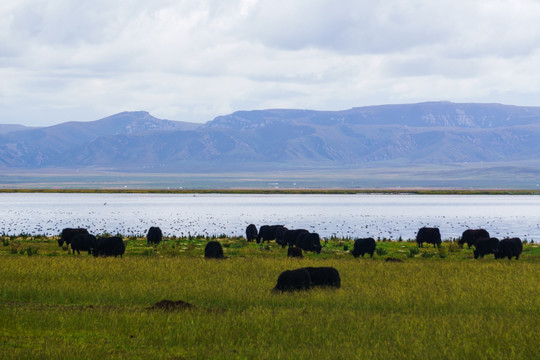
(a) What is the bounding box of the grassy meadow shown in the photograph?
[1,235,539,359]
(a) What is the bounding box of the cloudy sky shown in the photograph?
[2,0,540,126]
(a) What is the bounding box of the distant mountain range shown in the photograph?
[1,102,540,185]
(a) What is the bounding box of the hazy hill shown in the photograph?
[0,111,200,167]
[1,102,540,174]
[0,124,34,134]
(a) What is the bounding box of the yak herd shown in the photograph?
[58,228,126,257]
[415,226,523,260]
[246,224,523,261]
[244,224,524,292]
[57,223,524,293]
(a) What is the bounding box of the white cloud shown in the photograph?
[1,0,540,126]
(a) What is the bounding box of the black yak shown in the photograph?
[295,232,322,253]
[273,268,311,292]
[70,232,96,255]
[459,229,490,248]
[283,229,309,248]
[416,227,441,247]
[204,241,224,259]
[287,246,303,258]
[93,236,125,258]
[301,267,341,288]
[473,237,500,259]
[275,226,289,247]
[351,237,376,258]
[58,228,89,247]
[147,226,163,245]
[257,225,286,243]
[245,224,258,242]
[495,238,523,260]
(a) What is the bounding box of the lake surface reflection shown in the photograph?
[1,193,539,241]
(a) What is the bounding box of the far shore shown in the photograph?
[1,188,540,195]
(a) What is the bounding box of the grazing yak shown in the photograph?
[245,224,258,242]
[459,229,490,248]
[351,237,376,258]
[275,226,289,247]
[301,267,341,288]
[295,232,322,253]
[283,229,309,248]
[58,228,89,247]
[146,226,163,245]
[495,238,523,260]
[93,236,125,258]
[204,241,224,259]
[70,232,96,255]
[473,237,500,259]
[256,225,287,244]
[416,227,441,247]
[273,268,311,292]
[287,246,303,258]
[273,267,340,292]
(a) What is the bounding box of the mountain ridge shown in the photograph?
[1,102,540,178]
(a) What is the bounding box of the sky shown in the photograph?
[2,0,540,126]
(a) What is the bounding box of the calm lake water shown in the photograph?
[1,193,539,241]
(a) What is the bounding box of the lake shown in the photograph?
[1,193,539,241]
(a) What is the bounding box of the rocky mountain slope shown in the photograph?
[1,102,540,172]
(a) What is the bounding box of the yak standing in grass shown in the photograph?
[295,232,322,254]
[146,226,163,245]
[416,227,441,248]
[287,246,303,258]
[275,226,289,247]
[351,237,376,258]
[204,241,224,259]
[245,224,258,242]
[70,232,96,255]
[301,267,341,288]
[495,238,523,260]
[58,228,89,247]
[93,236,125,258]
[473,237,500,259]
[257,225,286,244]
[273,268,311,292]
[459,229,490,248]
[283,229,309,248]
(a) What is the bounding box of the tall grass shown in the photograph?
[1,252,539,359]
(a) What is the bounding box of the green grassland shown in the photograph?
[1,235,539,359]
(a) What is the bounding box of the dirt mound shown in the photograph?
[148,299,195,311]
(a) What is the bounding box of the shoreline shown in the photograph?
[1,188,540,195]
